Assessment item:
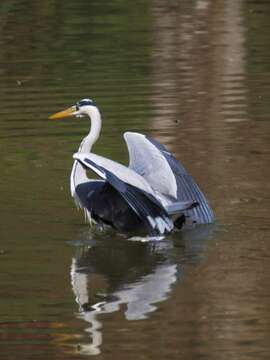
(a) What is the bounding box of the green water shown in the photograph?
[1,0,270,359]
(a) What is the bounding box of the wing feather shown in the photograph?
[124,132,177,199]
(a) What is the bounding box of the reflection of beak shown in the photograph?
[49,106,75,120]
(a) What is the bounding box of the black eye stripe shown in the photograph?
[77,99,96,107]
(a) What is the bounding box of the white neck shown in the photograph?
[79,106,102,153]
[70,106,102,198]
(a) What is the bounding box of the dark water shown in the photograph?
[1,0,270,359]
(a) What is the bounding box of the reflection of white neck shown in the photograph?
[70,106,102,197]
[70,258,103,356]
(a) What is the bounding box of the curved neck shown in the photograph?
[71,106,102,197]
[79,106,102,154]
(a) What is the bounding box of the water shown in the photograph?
[1,0,270,359]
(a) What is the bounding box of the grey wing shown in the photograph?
[124,132,214,224]
[124,132,178,199]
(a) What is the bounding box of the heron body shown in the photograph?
[50,99,214,236]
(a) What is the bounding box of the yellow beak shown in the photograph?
[49,106,75,120]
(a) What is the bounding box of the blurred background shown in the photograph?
[0,0,270,359]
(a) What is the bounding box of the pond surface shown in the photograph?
[1,0,270,359]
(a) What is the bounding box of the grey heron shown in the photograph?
[49,98,214,236]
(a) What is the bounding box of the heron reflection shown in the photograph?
[69,226,214,355]
[70,238,178,355]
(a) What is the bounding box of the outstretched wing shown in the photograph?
[73,152,173,235]
[124,132,178,199]
[124,132,214,224]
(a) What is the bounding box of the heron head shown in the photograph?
[49,98,98,119]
